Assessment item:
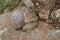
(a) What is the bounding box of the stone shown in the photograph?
[23,0,34,7]
[51,9,60,19]
[37,21,55,32]
[22,7,38,23]
[43,30,60,40]
[55,9,60,18]
[0,21,59,40]
[48,9,60,29]
[39,9,50,20]
[56,0,60,9]
[32,0,56,10]
[51,9,60,22]
[23,21,38,31]
[0,27,25,40]
[0,8,25,30]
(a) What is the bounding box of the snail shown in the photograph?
[10,9,25,29]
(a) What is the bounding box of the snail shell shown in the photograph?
[11,9,25,28]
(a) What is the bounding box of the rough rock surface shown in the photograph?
[0,9,25,30]
[39,9,50,20]
[0,0,60,40]
[1,21,60,40]
[21,7,38,23]
[32,0,56,10]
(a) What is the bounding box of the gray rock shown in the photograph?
[39,9,50,20]
[0,9,25,30]
[21,6,38,23]
[23,21,38,31]
[32,0,56,10]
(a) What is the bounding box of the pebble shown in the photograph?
[55,9,60,18]
[39,9,50,20]
[43,30,60,40]
[23,0,34,7]
[32,0,56,10]
[0,8,25,30]
[51,9,60,23]
[37,21,55,32]
[22,6,38,23]
[23,21,38,31]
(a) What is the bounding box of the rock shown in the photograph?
[21,7,38,23]
[23,21,38,31]
[0,8,25,30]
[22,21,55,40]
[51,9,60,19]
[39,9,50,20]
[51,9,60,24]
[0,21,59,40]
[56,0,60,9]
[0,12,13,30]
[0,26,45,40]
[0,0,60,40]
[23,0,34,7]
[0,27,25,40]
[54,9,60,18]
[24,29,44,40]
[36,21,56,40]
[37,21,55,32]
[48,9,60,29]
[32,0,56,10]
[43,30,60,40]
[24,12,38,23]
